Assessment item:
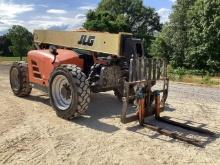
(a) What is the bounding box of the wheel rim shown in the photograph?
[52,75,72,111]
[10,67,20,91]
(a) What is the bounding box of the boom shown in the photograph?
[34,30,132,56]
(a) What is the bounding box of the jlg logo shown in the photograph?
[78,35,95,46]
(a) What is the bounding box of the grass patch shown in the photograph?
[168,66,220,87]
[181,75,219,86]
[0,56,27,62]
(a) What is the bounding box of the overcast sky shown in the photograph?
[0,0,176,35]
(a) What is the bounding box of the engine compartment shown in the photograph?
[27,49,84,86]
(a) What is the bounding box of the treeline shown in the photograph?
[150,0,220,72]
[0,25,33,59]
[1,0,219,73]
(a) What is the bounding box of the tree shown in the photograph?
[186,0,220,72]
[0,35,12,56]
[84,11,130,33]
[166,0,196,67]
[151,0,195,65]
[151,0,220,72]
[6,25,33,60]
[150,23,173,60]
[84,0,162,55]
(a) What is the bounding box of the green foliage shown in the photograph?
[0,35,12,56]
[167,65,220,86]
[6,25,33,59]
[150,24,173,60]
[151,0,220,73]
[186,0,220,72]
[0,56,27,62]
[84,11,129,33]
[167,65,176,80]
[150,35,168,58]
[174,67,186,80]
[201,74,211,84]
[168,66,186,80]
[83,0,162,55]
[186,69,203,75]
[151,0,195,67]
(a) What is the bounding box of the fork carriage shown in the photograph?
[121,57,169,124]
[121,57,216,147]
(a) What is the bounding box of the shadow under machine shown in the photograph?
[9,30,216,147]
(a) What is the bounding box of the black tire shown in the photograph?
[49,64,90,119]
[10,62,32,97]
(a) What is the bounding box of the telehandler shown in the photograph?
[9,30,215,146]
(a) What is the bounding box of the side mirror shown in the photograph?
[49,45,58,56]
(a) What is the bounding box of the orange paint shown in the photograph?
[138,99,145,125]
[28,49,84,86]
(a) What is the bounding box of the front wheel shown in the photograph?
[49,65,90,119]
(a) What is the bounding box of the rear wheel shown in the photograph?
[10,62,32,97]
[49,65,90,119]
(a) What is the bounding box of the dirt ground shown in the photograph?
[0,63,220,165]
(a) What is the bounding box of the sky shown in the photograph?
[0,0,176,35]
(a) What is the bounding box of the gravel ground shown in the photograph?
[0,63,220,165]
